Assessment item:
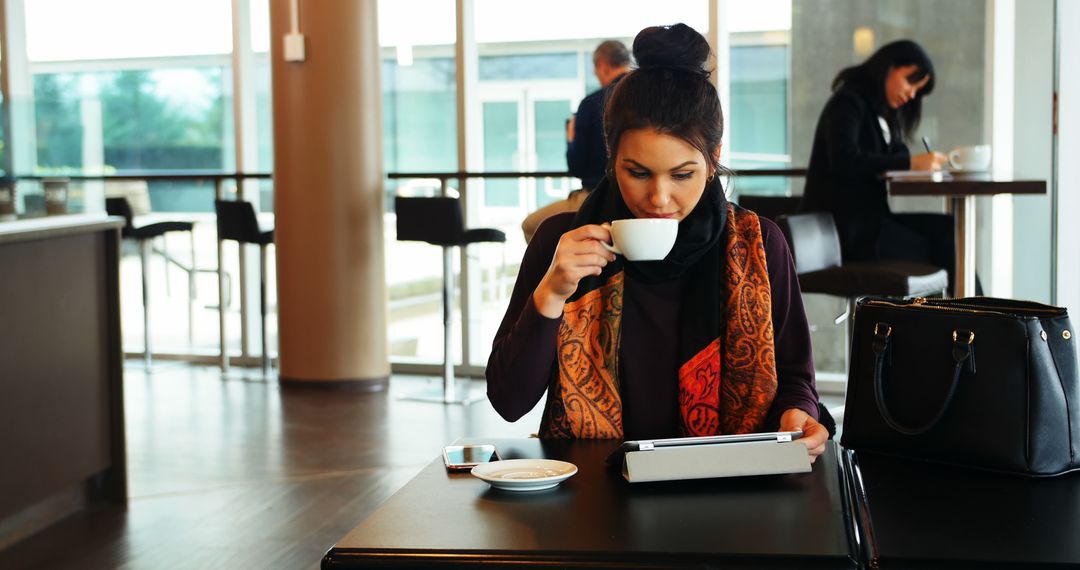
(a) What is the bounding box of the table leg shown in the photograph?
[950,195,977,297]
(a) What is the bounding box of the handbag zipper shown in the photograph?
[912,297,1060,315]
[864,298,1049,318]
[865,298,994,316]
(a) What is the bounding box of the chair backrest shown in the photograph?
[394,196,464,246]
[215,199,263,243]
[736,195,803,221]
[775,212,843,274]
[105,197,136,233]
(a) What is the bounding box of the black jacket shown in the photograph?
[800,86,911,261]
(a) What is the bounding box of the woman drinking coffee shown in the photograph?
[486,23,828,462]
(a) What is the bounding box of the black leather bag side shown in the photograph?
[841,297,1080,477]
[1042,316,1080,470]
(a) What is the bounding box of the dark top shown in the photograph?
[486,211,819,440]
[566,76,623,189]
[800,86,911,261]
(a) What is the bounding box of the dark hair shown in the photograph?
[833,39,935,141]
[593,40,631,69]
[604,24,723,177]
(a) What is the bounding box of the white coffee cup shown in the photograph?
[948,144,991,171]
[600,218,678,261]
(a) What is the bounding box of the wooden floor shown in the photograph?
[0,363,543,570]
[0,363,844,570]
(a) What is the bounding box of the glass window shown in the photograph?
[250,0,270,53]
[25,0,232,61]
[479,53,578,81]
[380,0,459,365]
[23,0,250,357]
[382,57,458,174]
[32,67,231,178]
[730,45,788,160]
[473,0,708,42]
[481,101,519,207]
[729,41,790,196]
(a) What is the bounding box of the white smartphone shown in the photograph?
[442,444,500,471]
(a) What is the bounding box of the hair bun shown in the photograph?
[632,23,711,77]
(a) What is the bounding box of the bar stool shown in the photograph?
[106,197,195,369]
[395,196,506,404]
[776,212,948,422]
[215,199,275,375]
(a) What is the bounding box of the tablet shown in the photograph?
[607,431,803,464]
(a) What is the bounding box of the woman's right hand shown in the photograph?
[910,151,948,171]
[532,224,617,318]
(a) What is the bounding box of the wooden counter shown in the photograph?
[0,215,127,549]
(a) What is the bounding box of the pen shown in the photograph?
[921,136,932,153]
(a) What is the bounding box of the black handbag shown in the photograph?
[840,296,1080,476]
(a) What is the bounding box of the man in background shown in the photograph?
[521,40,631,242]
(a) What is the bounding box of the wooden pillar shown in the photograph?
[270,0,389,388]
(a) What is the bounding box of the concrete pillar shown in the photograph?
[270,0,389,388]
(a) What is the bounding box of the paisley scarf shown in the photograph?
[540,177,777,438]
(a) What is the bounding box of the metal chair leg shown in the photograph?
[399,244,482,405]
[217,237,229,372]
[188,229,196,347]
[162,236,172,297]
[260,244,270,376]
[140,239,152,370]
[442,245,455,402]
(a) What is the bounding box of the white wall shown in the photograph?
[1010,0,1055,302]
[1056,0,1080,314]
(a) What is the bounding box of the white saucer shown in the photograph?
[471,459,578,492]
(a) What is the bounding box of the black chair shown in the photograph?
[215,199,275,375]
[776,213,948,302]
[736,195,803,221]
[776,212,948,421]
[395,196,506,403]
[106,197,196,369]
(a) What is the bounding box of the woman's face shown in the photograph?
[884,64,931,109]
[614,128,716,221]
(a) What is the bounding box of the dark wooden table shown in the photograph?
[886,171,1046,296]
[323,439,857,569]
[847,449,1080,568]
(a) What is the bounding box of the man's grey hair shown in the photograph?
[593,40,631,68]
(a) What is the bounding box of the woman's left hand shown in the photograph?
[779,408,829,463]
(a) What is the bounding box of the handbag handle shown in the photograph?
[871,323,976,436]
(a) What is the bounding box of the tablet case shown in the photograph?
[621,440,811,482]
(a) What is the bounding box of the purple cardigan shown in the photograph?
[486,212,820,439]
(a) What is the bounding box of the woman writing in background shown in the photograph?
[487,24,829,462]
[800,40,962,292]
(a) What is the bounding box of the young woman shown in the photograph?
[800,40,958,289]
[486,24,828,462]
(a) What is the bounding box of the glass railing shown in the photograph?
[3,169,834,379]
